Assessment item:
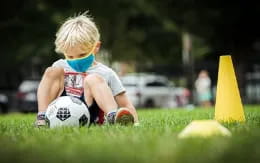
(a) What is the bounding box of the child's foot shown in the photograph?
[35,119,46,127]
[106,108,134,125]
[34,113,47,127]
[115,108,134,125]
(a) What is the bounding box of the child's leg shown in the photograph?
[83,74,117,114]
[37,67,64,113]
[83,74,134,125]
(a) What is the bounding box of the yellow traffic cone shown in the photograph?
[214,55,245,123]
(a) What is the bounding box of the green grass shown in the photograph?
[0,106,260,163]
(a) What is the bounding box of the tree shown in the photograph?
[1,0,259,92]
[159,0,260,95]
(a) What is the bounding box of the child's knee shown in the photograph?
[84,74,105,87]
[43,67,64,79]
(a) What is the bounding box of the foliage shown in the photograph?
[0,106,260,163]
[1,0,259,84]
[160,1,260,61]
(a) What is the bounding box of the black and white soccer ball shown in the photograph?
[46,96,90,128]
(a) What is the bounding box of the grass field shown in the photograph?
[0,106,260,163]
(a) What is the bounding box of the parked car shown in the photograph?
[0,93,9,113]
[15,79,40,113]
[120,73,189,108]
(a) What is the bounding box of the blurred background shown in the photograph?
[0,0,260,113]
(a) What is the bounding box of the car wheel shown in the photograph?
[0,103,8,114]
[144,99,155,108]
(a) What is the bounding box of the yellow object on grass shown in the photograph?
[214,55,245,123]
[178,120,231,138]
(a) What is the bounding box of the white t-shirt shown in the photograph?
[195,77,211,94]
[52,59,125,97]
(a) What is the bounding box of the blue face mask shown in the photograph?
[66,54,95,72]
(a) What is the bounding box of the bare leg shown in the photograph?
[203,101,212,107]
[200,101,212,108]
[37,67,64,112]
[83,74,117,114]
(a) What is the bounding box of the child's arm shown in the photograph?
[115,92,139,123]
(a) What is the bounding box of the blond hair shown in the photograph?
[55,12,100,54]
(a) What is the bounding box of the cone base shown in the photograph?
[178,120,232,138]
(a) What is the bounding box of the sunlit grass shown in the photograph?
[0,106,260,163]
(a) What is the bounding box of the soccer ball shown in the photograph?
[46,96,90,128]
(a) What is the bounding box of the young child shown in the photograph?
[195,70,212,107]
[35,12,139,126]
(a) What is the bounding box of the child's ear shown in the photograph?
[94,41,101,54]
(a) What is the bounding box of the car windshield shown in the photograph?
[146,81,168,87]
